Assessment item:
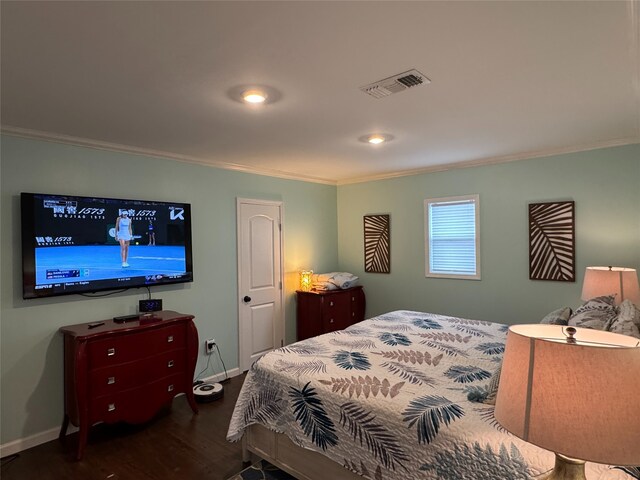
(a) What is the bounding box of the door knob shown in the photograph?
[243,296,252,303]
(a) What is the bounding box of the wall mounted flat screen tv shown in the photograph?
[21,193,193,299]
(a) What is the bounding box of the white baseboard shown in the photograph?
[200,367,241,384]
[0,424,79,458]
[0,367,242,457]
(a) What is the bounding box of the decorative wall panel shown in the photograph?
[529,201,575,282]
[364,214,390,274]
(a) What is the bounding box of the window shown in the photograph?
[424,194,480,280]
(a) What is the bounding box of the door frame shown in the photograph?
[236,197,285,372]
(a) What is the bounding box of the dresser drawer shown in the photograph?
[322,315,343,332]
[322,292,350,332]
[88,324,185,369]
[89,373,185,425]
[89,349,186,398]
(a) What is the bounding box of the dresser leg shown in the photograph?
[186,390,199,414]
[76,426,88,461]
[59,414,69,442]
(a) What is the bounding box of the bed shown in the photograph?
[227,310,636,480]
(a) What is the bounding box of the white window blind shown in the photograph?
[425,195,480,279]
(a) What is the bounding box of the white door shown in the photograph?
[237,198,284,372]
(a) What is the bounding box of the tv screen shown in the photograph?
[21,192,193,299]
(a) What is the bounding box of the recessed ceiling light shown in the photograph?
[242,89,267,104]
[228,85,282,106]
[358,133,394,145]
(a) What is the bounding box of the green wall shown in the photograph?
[2,135,639,448]
[337,144,640,324]
[0,135,338,445]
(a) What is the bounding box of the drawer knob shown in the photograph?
[352,312,355,317]
[168,360,174,368]
[330,318,334,323]
[107,347,116,357]
[352,297,355,301]
[108,403,116,412]
[107,376,116,385]
[330,301,334,307]
[168,384,174,392]
[167,335,174,343]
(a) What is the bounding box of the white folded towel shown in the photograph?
[312,272,359,290]
[312,281,339,291]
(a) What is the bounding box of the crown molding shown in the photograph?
[0,126,337,186]
[336,137,640,185]
[2,126,637,187]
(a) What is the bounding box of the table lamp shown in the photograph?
[581,266,640,305]
[494,324,640,480]
[299,270,313,292]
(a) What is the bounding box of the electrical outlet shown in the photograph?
[205,338,216,354]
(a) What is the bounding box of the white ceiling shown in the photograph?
[1,1,639,185]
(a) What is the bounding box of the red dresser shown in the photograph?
[59,311,198,460]
[296,286,366,341]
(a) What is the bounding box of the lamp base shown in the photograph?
[539,454,586,480]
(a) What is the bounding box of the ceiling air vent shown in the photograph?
[360,69,430,99]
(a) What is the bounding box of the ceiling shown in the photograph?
[1,1,638,185]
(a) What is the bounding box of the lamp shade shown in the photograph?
[299,270,313,292]
[494,325,640,466]
[581,266,640,305]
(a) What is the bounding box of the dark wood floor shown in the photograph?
[1,375,247,480]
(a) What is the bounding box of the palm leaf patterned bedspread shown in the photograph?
[227,310,636,480]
